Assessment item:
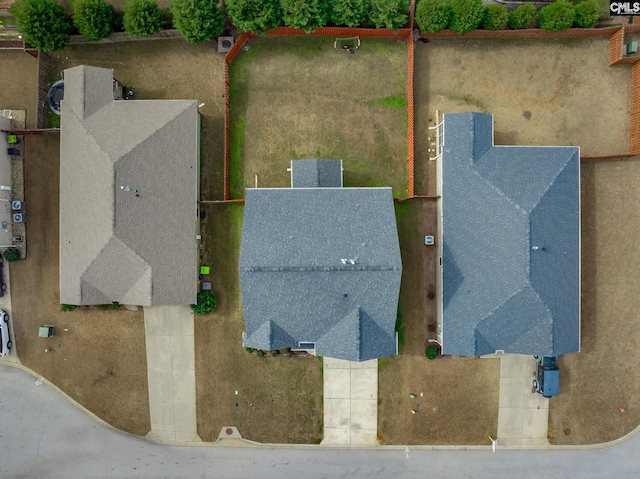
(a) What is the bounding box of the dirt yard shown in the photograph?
[195,204,324,444]
[0,50,38,128]
[229,36,408,199]
[49,39,226,199]
[414,38,630,196]
[378,199,500,445]
[9,135,150,436]
[548,156,640,445]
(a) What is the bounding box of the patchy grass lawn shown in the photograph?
[229,36,408,199]
[0,50,38,128]
[49,39,226,200]
[195,204,323,444]
[548,157,640,445]
[378,199,500,445]
[9,135,150,436]
[414,38,630,196]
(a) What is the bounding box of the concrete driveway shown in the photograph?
[144,305,199,442]
[322,358,378,446]
[496,354,549,446]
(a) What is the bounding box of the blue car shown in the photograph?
[533,356,560,398]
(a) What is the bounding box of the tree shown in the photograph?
[415,0,451,33]
[536,0,575,32]
[330,0,368,27]
[123,0,163,36]
[10,0,72,51]
[449,0,484,34]
[74,0,116,41]
[226,0,281,33]
[191,290,217,315]
[507,4,536,29]
[482,4,507,30]
[171,0,224,44]
[2,248,20,262]
[368,0,409,29]
[573,0,599,27]
[280,0,328,32]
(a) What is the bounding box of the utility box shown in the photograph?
[628,42,639,54]
[39,325,54,338]
[533,356,559,398]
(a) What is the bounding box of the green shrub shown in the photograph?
[123,0,163,36]
[415,0,451,33]
[330,0,368,26]
[61,304,78,312]
[449,0,484,34]
[280,0,328,32]
[536,0,575,32]
[482,4,507,30]
[507,4,536,29]
[573,0,599,27]
[171,0,224,43]
[245,347,255,353]
[270,350,279,356]
[368,0,409,29]
[256,350,265,358]
[226,0,281,33]
[2,248,20,262]
[426,345,439,360]
[10,0,72,51]
[190,290,217,315]
[73,0,116,41]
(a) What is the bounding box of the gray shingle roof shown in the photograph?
[240,187,402,361]
[59,65,199,306]
[441,112,580,357]
[290,159,343,187]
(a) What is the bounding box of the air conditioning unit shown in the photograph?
[11,201,21,210]
[424,235,435,245]
[218,36,235,53]
[13,213,23,223]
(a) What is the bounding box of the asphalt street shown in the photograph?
[2,364,639,479]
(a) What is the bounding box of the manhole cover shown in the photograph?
[564,428,571,435]
[226,428,233,435]
[222,39,232,48]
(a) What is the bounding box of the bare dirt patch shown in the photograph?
[0,50,38,128]
[195,204,323,444]
[378,199,500,444]
[9,135,150,436]
[230,37,408,199]
[49,39,226,199]
[414,38,630,196]
[549,157,640,445]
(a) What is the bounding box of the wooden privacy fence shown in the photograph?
[420,26,619,39]
[223,27,415,201]
[68,29,183,45]
[35,51,54,130]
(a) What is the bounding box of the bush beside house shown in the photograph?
[281,0,328,32]
[449,0,484,34]
[330,0,368,27]
[536,0,575,31]
[368,0,409,29]
[482,4,507,31]
[415,0,451,33]
[507,3,537,29]
[573,0,600,27]
[225,0,281,34]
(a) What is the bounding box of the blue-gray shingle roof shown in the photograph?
[291,159,343,188]
[240,187,402,361]
[442,112,580,357]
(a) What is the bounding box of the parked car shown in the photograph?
[533,356,560,398]
[0,256,6,298]
[0,309,11,357]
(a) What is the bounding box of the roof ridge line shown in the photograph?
[240,265,401,272]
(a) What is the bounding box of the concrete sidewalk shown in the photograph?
[322,358,378,446]
[497,354,549,447]
[143,305,199,442]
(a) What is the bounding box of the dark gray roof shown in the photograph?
[291,159,343,187]
[239,187,401,361]
[442,112,580,357]
[60,65,199,306]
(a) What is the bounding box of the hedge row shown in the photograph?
[10,0,412,51]
[416,0,600,34]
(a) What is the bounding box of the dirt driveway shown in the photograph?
[9,135,150,436]
[414,38,630,195]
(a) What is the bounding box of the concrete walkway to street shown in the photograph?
[322,358,378,446]
[143,305,200,442]
[497,354,549,447]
